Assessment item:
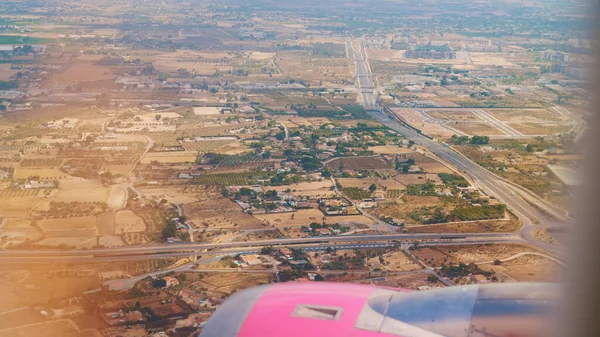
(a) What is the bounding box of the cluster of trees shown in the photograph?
[439,262,492,279]
[395,157,416,173]
[438,173,469,188]
[0,80,18,90]
[447,204,506,222]
[406,182,437,196]
[449,134,489,145]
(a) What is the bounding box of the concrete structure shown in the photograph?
[163,276,180,288]
[242,254,264,266]
[543,51,569,63]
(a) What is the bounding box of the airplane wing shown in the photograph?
[199,282,558,337]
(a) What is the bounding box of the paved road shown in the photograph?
[0,233,518,257]
[347,38,568,256]
[347,40,377,107]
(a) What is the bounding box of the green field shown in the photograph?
[0,35,54,45]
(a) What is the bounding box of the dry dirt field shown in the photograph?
[51,61,115,83]
[0,319,101,337]
[451,122,505,136]
[405,153,452,173]
[487,109,567,123]
[35,236,97,248]
[381,251,422,272]
[13,167,68,179]
[369,146,414,155]
[140,151,198,164]
[188,272,271,297]
[274,115,314,127]
[136,186,202,204]
[394,174,429,185]
[0,64,18,81]
[325,156,392,170]
[107,184,126,209]
[479,255,559,282]
[184,198,264,229]
[468,52,517,67]
[352,272,435,290]
[271,180,336,198]
[211,142,252,155]
[38,216,97,231]
[413,244,541,268]
[115,210,147,233]
[150,50,233,75]
[389,108,455,138]
[405,216,521,233]
[53,178,110,203]
[427,110,480,121]
[253,209,376,228]
[508,122,572,135]
[0,197,39,217]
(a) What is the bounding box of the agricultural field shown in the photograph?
[217,153,270,167]
[342,187,373,200]
[0,188,42,197]
[192,171,259,186]
[386,189,403,199]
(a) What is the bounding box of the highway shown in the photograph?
[347,40,377,107]
[347,38,568,255]
[0,237,524,264]
[0,232,518,258]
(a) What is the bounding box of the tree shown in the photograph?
[493,259,502,265]
[368,184,377,193]
[427,274,438,283]
[152,278,167,288]
[314,274,325,281]
[222,188,230,198]
[155,114,162,121]
[526,144,534,152]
